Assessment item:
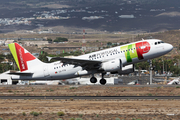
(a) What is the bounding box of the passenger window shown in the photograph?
[155,42,157,45]
[158,42,160,44]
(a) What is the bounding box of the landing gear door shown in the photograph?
[43,66,50,77]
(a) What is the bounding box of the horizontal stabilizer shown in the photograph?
[7,70,33,76]
[46,56,53,61]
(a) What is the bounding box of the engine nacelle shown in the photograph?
[101,59,122,72]
[119,64,134,75]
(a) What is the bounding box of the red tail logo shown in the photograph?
[15,43,36,71]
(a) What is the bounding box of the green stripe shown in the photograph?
[127,44,132,62]
[8,43,20,70]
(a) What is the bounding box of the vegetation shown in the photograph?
[57,111,65,116]
[53,37,68,43]
[22,112,26,116]
[135,56,180,75]
[75,118,83,120]
[30,111,40,116]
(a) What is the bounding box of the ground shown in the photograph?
[0,85,180,120]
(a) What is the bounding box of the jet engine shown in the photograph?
[110,64,134,75]
[119,64,134,75]
[101,59,122,72]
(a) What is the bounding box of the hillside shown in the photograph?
[0,0,180,33]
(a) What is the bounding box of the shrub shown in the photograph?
[75,118,83,120]
[30,111,34,115]
[50,89,54,92]
[69,87,76,89]
[57,111,65,116]
[148,93,152,96]
[33,112,39,116]
[8,90,12,93]
[115,118,121,120]
[70,118,75,120]
[22,112,26,116]
[176,86,180,88]
[30,111,39,116]
[0,118,3,120]
[39,111,42,115]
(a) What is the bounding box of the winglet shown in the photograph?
[8,43,36,72]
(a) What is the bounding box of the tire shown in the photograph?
[90,77,97,83]
[100,78,106,85]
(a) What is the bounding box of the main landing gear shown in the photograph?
[90,73,107,85]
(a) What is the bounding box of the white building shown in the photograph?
[0,71,12,85]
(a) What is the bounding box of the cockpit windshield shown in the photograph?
[160,41,164,43]
[155,41,164,45]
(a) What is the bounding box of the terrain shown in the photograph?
[1,0,180,33]
[1,85,180,96]
[0,85,180,119]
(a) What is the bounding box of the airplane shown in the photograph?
[7,39,173,85]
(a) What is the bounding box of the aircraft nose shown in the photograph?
[166,43,173,52]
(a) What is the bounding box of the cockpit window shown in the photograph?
[160,41,164,43]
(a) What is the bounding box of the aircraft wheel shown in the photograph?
[100,78,106,85]
[90,77,97,83]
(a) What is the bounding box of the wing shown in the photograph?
[48,56,102,70]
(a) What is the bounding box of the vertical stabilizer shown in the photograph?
[8,43,43,72]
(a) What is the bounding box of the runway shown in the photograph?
[0,96,180,100]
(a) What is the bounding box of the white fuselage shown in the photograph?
[11,39,173,80]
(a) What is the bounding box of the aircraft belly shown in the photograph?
[51,66,82,80]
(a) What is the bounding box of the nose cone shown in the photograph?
[166,43,173,52]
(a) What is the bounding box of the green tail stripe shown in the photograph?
[8,43,20,70]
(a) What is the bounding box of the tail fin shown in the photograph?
[8,43,43,72]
